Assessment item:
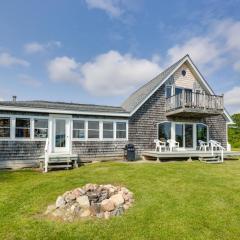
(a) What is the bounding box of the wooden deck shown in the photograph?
[142,150,240,161]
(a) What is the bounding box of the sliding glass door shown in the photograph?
[175,123,194,149]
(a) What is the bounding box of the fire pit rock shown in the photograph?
[45,184,134,221]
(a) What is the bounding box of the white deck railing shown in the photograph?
[44,138,49,173]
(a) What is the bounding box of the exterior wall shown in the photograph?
[0,141,45,169]
[72,141,127,161]
[128,83,227,157]
[0,111,128,168]
[173,63,203,90]
[204,115,227,148]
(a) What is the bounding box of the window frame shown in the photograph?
[72,119,86,140]
[87,120,100,140]
[103,121,114,140]
[116,121,127,139]
[15,118,31,139]
[0,117,11,139]
[34,118,49,139]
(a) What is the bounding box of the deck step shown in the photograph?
[47,165,72,169]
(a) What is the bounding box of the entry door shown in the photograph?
[53,118,70,153]
[185,124,193,148]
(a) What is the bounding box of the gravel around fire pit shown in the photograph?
[44,183,134,221]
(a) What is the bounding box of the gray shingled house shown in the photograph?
[0,55,234,169]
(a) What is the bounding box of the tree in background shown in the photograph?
[228,114,240,149]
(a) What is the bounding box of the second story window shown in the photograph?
[166,86,172,98]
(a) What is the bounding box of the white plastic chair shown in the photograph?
[198,140,209,152]
[167,139,179,152]
[154,139,167,152]
[209,140,225,151]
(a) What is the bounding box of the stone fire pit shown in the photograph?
[44,183,134,221]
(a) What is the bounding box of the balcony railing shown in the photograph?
[166,92,224,113]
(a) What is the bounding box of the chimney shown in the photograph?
[12,96,17,102]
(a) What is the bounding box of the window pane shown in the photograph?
[103,122,113,130]
[116,122,126,130]
[73,120,84,129]
[166,86,172,98]
[197,124,208,145]
[88,130,99,138]
[34,119,48,128]
[34,129,48,138]
[88,121,99,130]
[73,129,85,139]
[0,118,10,127]
[158,122,171,141]
[0,128,10,138]
[175,124,183,147]
[15,128,30,138]
[103,130,113,139]
[16,118,30,128]
[116,131,126,139]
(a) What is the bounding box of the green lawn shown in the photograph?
[1,161,240,240]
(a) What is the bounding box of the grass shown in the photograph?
[1,160,240,240]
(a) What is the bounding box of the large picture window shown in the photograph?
[15,118,30,138]
[73,120,85,139]
[103,122,114,139]
[34,119,48,138]
[116,122,126,139]
[158,122,171,141]
[88,121,99,139]
[0,118,10,138]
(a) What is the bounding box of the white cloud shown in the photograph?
[85,0,123,17]
[48,56,81,83]
[24,41,61,54]
[225,86,240,114]
[166,18,240,75]
[0,52,29,67]
[18,74,42,87]
[47,50,162,96]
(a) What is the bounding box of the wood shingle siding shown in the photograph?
[0,141,45,169]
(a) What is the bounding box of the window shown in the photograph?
[116,122,126,139]
[166,86,172,98]
[88,121,99,139]
[73,120,85,139]
[103,122,114,139]
[197,123,208,145]
[0,118,10,138]
[158,122,171,141]
[182,69,186,76]
[34,119,48,138]
[15,118,30,138]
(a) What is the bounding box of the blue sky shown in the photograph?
[0,0,240,113]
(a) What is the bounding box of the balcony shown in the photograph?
[165,92,224,117]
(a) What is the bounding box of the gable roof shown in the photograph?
[122,54,233,123]
[122,55,186,113]
[0,101,129,117]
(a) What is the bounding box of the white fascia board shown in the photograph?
[129,55,189,116]
[0,105,130,117]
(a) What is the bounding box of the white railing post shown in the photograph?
[44,138,49,173]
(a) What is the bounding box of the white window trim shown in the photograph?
[72,118,128,142]
[0,114,128,142]
[0,117,11,140]
[33,118,49,140]
[72,119,86,141]
[157,121,209,150]
[102,121,114,140]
